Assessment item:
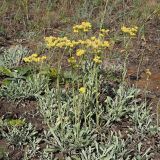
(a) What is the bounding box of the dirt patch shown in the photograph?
[0,99,46,130]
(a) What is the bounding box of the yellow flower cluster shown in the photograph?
[79,87,86,94]
[100,29,109,34]
[73,21,92,32]
[83,37,110,49]
[44,36,75,48]
[68,56,76,64]
[99,28,109,37]
[44,22,112,65]
[44,36,110,50]
[76,49,85,57]
[121,26,138,36]
[50,68,58,77]
[23,53,47,63]
[93,56,102,64]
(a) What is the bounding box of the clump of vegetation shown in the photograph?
[0,20,159,159]
[0,45,30,68]
[0,73,49,100]
[0,0,160,159]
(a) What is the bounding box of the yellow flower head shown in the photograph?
[102,41,110,47]
[32,57,39,62]
[31,53,38,58]
[44,36,75,48]
[121,26,138,36]
[73,21,92,33]
[93,56,102,64]
[81,21,92,28]
[79,87,86,94]
[91,36,96,40]
[99,29,109,38]
[44,36,56,48]
[23,54,47,63]
[40,56,47,61]
[73,28,79,33]
[99,33,105,37]
[121,26,130,33]
[23,57,31,63]
[68,57,76,64]
[76,49,85,57]
[100,29,109,34]
[50,68,58,77]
